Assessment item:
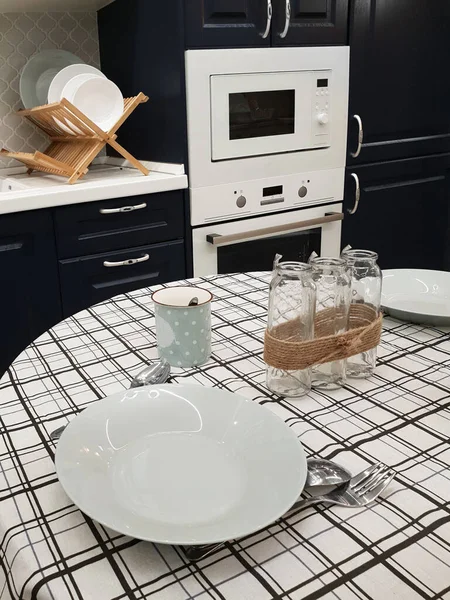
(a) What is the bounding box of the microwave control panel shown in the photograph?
[312,71,331,146]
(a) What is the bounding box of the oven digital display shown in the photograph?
[317,79,328,88]
[229,90,295,140]
[263,185,283,197]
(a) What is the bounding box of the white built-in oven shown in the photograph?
[185,46,349,277]
[193,203,343,277]
[185,46,349,187]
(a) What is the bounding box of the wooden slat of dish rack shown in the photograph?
[0,93,149,184]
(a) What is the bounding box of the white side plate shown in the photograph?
[382,269,450,325]
[55,384,307,545]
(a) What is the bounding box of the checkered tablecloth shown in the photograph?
[0,272,449,600]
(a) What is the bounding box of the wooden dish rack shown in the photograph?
[1,92,150,184]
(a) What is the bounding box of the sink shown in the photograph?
[0,177,28,193]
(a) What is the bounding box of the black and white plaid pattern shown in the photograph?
[0,272,449,600]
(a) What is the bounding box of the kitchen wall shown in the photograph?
[0,12,100,167]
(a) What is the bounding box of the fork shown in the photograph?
[182,462,395,562]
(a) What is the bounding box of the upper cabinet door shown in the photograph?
[185,0,271,48]
[272,0,349,46]
[348,0,450,164]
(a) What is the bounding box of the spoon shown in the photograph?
[129,358,171,388]
[188,297,199,306]
[50,359,171,441]
[305,458,351,487]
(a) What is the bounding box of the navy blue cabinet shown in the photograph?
[185,0,270,48]
[54,191,185,259]
[342,155,450,271]
[0,210,62,375]
[0,190,187,376]
[54,190,187,318]
[184,0,348,48]
[59,240,186,318]
[348,0,450,163]
[344,0,450,271]
[98,0,187,165]
[272,0,349,46]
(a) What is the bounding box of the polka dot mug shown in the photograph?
[152,287,212,368]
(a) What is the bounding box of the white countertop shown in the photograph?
[0,157,188,215]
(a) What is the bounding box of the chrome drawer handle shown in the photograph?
[100,202,147,214]
[350,115,363,158]
[347,173,361,214]
[260,0,273,38]
[279,0,291,38]
[103,254,150,268]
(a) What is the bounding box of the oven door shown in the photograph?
[192,204,343,277]
[210,70,331,161]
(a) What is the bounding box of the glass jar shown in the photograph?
[266,261,316,397]
[310,257,351,389]
[341,249,382,378]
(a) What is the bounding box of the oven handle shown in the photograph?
[260,0,273,38]
[206,212,344,247]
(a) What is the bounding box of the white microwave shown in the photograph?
[185,47,349,189]
[210,70,332,161]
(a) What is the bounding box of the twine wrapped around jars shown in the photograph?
[264,304,382,372]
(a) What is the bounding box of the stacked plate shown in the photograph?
[20,50,124,133]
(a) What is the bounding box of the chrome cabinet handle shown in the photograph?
[278,0,291,38]
[99,202,147,214]
[347,173,361,215]
[103,254,150,268]
[260,0,273,38]
[206,212,343,247]
[350,114,363,158]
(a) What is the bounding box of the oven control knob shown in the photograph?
[317,112,329,125]
[236,195,247,208]
[298,186,308,198]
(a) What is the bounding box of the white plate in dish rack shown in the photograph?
[47,63,106,104]
[55,384,307,545]
[382,269,450,326]
[61,74,124,132]
[20,49,84,109]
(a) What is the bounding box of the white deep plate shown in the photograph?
[55,384,307,545]
[20,49,84,109]
[382,269,450,325]
[48,63,106,103]
[61,74,124,132]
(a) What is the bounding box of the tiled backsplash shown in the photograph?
[0,12,100,167]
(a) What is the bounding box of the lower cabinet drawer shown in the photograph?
[54,190,185,259]
[59,240,186,318]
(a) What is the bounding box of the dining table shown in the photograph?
[0,271,449,600]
